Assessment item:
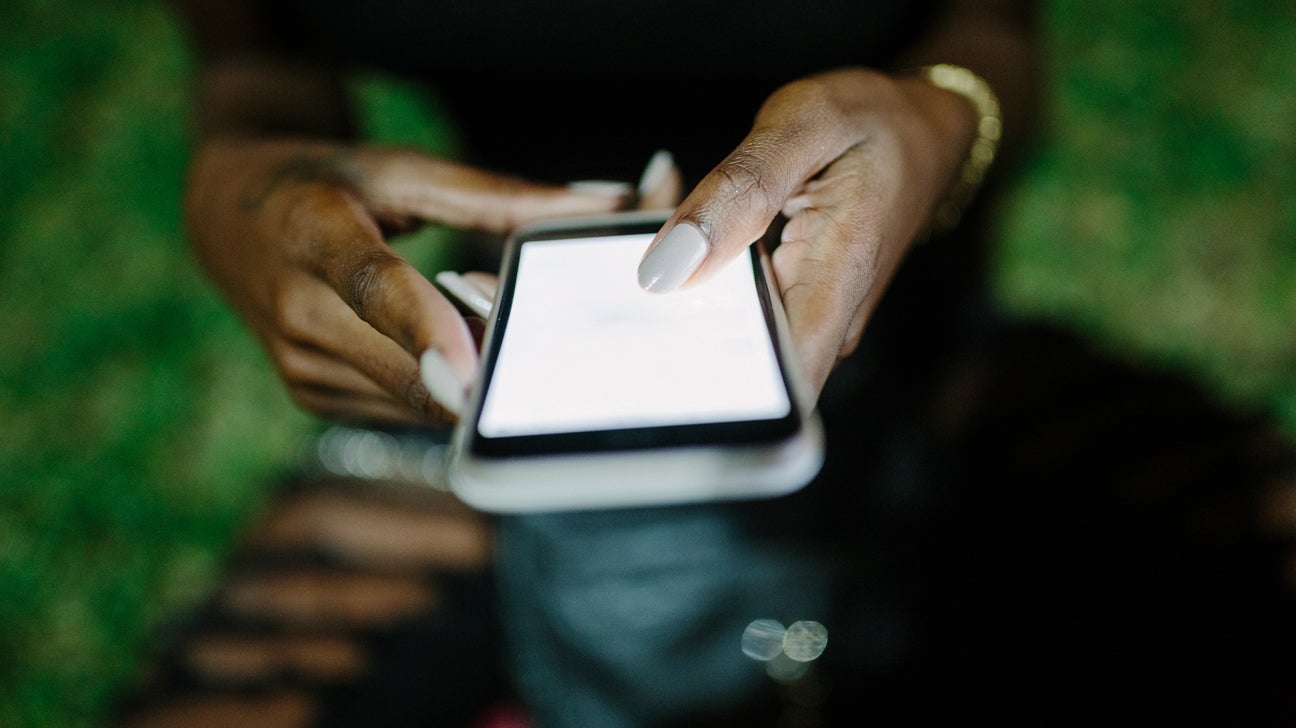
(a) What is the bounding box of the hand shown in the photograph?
[636,68,979,401]
[433,150,683,341]
[185,139,630,425]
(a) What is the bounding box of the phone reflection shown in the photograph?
[493,499,841,726]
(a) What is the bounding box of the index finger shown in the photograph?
[356,150,632,233]
[296,185,478,412]
[636,79,861,292]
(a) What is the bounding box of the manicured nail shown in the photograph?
[637,222,708,292]
[434,271,494,318]
[637,149,674,197]
[567,180,633,197]
[419,349,466,415]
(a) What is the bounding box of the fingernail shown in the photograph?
[637,149,675,197]
[419,349,466,415]
[567,180,633,197]
[434,271,494,318]
[637,222,708,292]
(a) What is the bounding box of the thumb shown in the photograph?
[356,149,631,232]
[636,85,858,293]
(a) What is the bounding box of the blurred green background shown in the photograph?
[1,0,1292,725]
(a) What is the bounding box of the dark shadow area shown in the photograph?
[109,318,1296,726]
[899,320,1296,720]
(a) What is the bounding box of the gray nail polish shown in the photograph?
[637,223,708,292]
[420,349,466,415]
[636,149,675,197]
[567,180,634,197]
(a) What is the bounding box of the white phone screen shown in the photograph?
[477,233,791,438]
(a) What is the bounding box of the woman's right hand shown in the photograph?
[184,139,630,426]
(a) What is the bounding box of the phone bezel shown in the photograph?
[462,213,804,458]
[446,210,824,513]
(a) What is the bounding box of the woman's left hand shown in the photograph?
[636,67,979,402]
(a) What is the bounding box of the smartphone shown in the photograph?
[446,210,824,512]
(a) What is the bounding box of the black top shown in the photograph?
[266,0,939,181]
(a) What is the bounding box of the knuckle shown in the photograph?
[761,77,845,134]
[401,368,431,412]
[766,76,828,111]
[337,249,402,322]
[273,346,311,386]
[284,184,348,236]
[267,341,317,392]
[708,145,783,219]
[267,283,311,342]
[265,338,295,376]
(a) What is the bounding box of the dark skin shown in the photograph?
[172,0,1037,426]
[152,5,1040,722]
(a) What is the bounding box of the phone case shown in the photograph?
[445,211,824,512]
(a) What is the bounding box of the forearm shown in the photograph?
[895,0,1041,165]
[193,55,355,140]
[170,0,355,141]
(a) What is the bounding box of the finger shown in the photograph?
[269,273,457,418]
[636,149,683,211]
[274,342,438,424]
[290,386,432,427]
[637,80,863,292]
[355,150,631,232]
[464,316,488,351]
[292,187,477,412]
[433,270,494,318]
[273,341,392,401]
[458,272,498,300]
[456,273,499,350]
[771,150,899,396]
[772,215,869,397]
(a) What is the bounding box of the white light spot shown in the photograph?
[741,619,786,662]
[783,620,828,662]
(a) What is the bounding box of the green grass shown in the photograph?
[0,2,458,725]
[1,0,1293,726]
[0,3,309,725]
[990,1,1296,434]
